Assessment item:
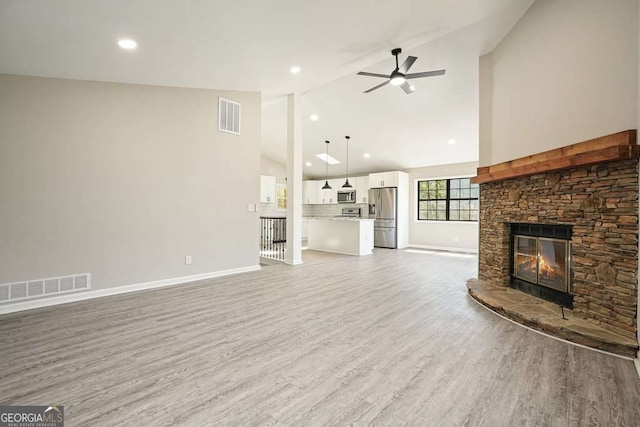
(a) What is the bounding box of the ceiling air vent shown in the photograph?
[219,97,241,135]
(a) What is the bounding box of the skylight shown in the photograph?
[315,153,341,165]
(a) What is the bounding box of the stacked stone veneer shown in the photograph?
[478,159,638,340]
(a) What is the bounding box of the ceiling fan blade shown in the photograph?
[405,69,446,79]
[357,71,390,78]
[364,80,390,93]
[399,56,417,73]
[400,81,415,94]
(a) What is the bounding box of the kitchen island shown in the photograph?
[307,217,374,256]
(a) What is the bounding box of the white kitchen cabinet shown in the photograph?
[316,181,329,204]
[369,171,400,188]
[307,177,370,204]
[316,178,342,204]
[301,218,308,239]
[260,175,276,203]
[353,176,369,204]
[328,179,343,204]
[302,180,318,204]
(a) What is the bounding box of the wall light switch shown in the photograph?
[247,203,256,212]
[185,255,192,265]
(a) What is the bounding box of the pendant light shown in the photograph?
[322,140,332,190]
[342,135,353,188]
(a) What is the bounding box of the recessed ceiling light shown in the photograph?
[310,114,319,121]
[305,161,312,167]
[290,66,301,74]
[363,153,371,158]
[117,39,137,50]
[315,153,341,165]
[448,139,456,145]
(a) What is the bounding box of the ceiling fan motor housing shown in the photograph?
[390,70,406,85]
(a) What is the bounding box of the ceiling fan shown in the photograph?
[357,48,446,94]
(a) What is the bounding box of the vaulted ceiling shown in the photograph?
[0,0,535,177]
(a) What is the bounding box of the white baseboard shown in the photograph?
[0,265,261,315]
[407,244,478,254]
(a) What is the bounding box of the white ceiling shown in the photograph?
[0,0,534,177]
[261,1,535,178]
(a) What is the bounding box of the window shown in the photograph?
[418,178,479,221]
[276,184,287,210]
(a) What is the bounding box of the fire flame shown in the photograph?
[539,256,550,274]
[516,254,565,285]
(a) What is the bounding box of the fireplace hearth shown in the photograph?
[510,223,573,308]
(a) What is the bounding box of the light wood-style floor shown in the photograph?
[1,249,639,426]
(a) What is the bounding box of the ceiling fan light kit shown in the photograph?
[357,47,446,94]
[389,72,406,86]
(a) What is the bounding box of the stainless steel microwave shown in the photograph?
[337,190,356,203]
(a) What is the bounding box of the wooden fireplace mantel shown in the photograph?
[471,130,638,184]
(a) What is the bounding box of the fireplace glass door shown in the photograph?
[513,235,570,292]
[514,236,538,283]
[538,238,569,291]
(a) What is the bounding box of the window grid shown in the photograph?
[418,178,479,221]
[276,185,287,210]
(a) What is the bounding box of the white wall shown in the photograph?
[0,74,262,292]
[485,0,638,165]
[407,162,479,252]
[479,54,493,167]
[260,155,287,184]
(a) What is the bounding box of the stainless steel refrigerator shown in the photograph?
[368,187,397,248]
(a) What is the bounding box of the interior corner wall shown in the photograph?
[406,161,479,252]
[478,54,492,167]
[487,0,638,165]
[0,74,262,293]
[260,155,287,184]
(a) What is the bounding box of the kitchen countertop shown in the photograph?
[306,217,374,221]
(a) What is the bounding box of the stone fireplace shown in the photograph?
[470,131,639,353]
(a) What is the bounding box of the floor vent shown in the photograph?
[0,273,91,303]
[219,97,241,135]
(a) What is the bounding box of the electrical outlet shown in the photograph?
[185,255,192,265]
